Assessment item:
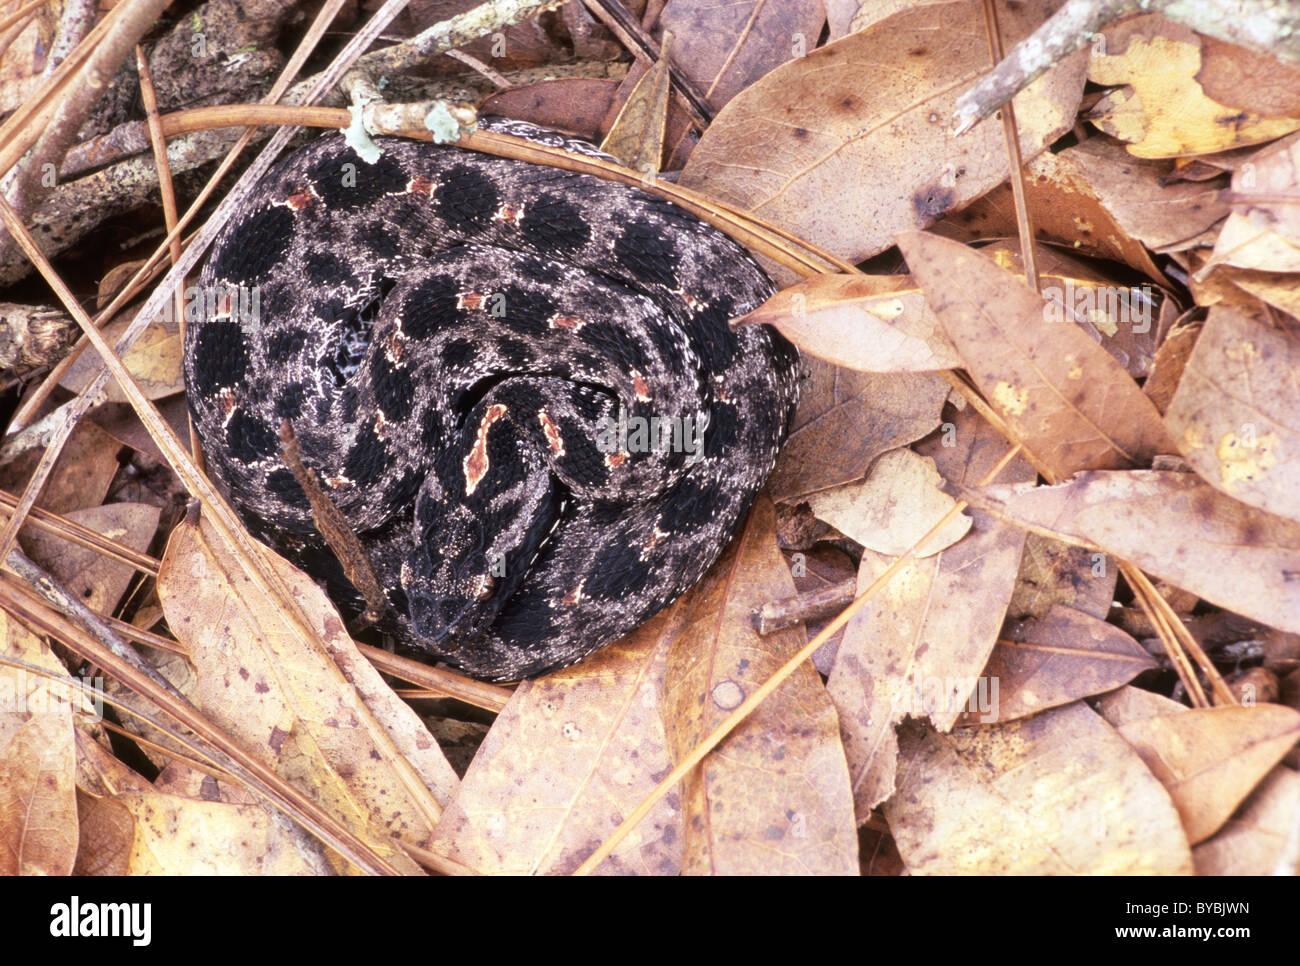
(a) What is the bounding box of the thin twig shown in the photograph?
[757,578,856,636]
[981,0,1038,293]
[0,0,53,36]
[577,0,713,125]
[0,487,161,576]
[279,419,390,626]
[136,43,201,463]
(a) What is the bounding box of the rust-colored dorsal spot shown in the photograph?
[561,580,585,606]
[494,202,526,225]
[213,291,234,317]
[549,313,585,331]
[538,409,565,457]
[384,331,406,363]
[631,371,652,402]
[463,403,509,496]
[407,176,437,196]
[676,289,703,312]
[457,291,487,312]
[605,450,628,468]
[641,525,669,552]
[286,190,315,210]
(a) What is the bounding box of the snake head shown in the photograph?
[405,408,561,647]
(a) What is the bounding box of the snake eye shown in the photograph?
[473,574,497,602]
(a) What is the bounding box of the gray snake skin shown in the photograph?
[184,121,799,680]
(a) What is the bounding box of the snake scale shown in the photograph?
[184,121,800,680]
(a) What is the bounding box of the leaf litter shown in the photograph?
[0,0,1298,876]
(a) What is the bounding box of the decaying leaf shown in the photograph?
[61,311,183,402]
[767,358,948,501]
[964,470,1300,635]
[96,791,332,874]
[429,612,686,875]
[680,0,1085,274]
[0,420,123,515]
[663,498,858,874]
[0,611,82,875]
[1196,35,1300,119]
[1088,16,1300,158]
[157,514,456,871]
[940,137,1224,273]
[1201,132,1300,274]
[20,503,160,615]
[1193,766,1300,874]
[897,231,1177,478]
[1008,532,1117,621]
[807,448,971,556]
[886,702,1193,874]
[827,408,1034,817]
[734,274,961,373]
[969,605,1157,724]
[1166,303,1300,521]
[1096,689,1300,844]
[660,0,825,112]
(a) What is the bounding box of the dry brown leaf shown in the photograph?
[1201,132,1300,274]
[0,611,81,875]
[1009,532,1117,620]
[807,448,971,555]
[964,470,1300,635]
[480,78,621,142]
[827,407,1034,817]
[1143,315,1201,415]
[663,497,857,874]
[977,240,1166,379]
[884,702,1194,874]
[846,0,933,33]
[1088,16,1300,158]
[1050,138,1231,255]
[429,610,685,875]
[98,791,332,874]
[734,274,961,372]
[1193,766,1300,874]
[20,502,159,615]
[157,514,456,871]
[72,790,134,876]
[1094,682,1194,725]
[897,231,1177,477]
[599,38,670,173]
[824,0,862,38]
[1223,268,1300,319]
[91,396,192,469]
[679,0,1085,274]
[74,728,153,800]
[60,311,183,402]
[939,138,1221,274]
[1098,699,1300,844]
[767,358,948,501]
[1197,36,1300,119]
[0,420,122,514]
[968,605,1157,724]
[660,0,825,112]
[1166,303,1300,521]
[0,7,49,115]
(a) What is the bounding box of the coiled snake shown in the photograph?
[184,121,799,680]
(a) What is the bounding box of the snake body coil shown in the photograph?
[184,123,799,680]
